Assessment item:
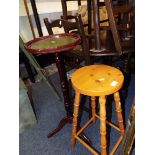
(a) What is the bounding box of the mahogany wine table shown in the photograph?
[25,33,90,143]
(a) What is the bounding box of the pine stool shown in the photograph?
[71,65,125,155]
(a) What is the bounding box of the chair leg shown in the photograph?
[99,96,107,155]
[114,92,125,136]
[91,96,96,123]
[121,53,132,100]
[71,91,81,147]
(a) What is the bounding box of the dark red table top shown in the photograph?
[24,33,81,54]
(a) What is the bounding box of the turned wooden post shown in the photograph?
[93,0,101,49]
[55,53,72,117]
[91,96,96,123]
[71,91,80,146]
[114,92,125,136]
[99,96,107,155]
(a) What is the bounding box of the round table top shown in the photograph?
[71,65,124,96]
[24,33,81,54]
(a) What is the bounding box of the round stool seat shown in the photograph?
[71,65,124,96]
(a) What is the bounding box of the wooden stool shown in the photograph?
[71,65,125,155]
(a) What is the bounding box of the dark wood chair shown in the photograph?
[75,0,134,95]
[60,0,134,70]
[44,15,91,69]
[61,0,134,46]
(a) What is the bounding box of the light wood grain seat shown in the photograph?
[71,65,124,96]
[71,65,125,155]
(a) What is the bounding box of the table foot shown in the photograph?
[47,116,72,138]
[47,116,92,145]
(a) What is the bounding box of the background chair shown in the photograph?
[75,0,135,99]
[61,0,134,49]
[44,15,91,69]
[60,0,134,73]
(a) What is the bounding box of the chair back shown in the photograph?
[44,17,78,35]
[44,15,91,65]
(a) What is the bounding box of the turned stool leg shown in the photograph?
[114,92,125,136]
[71,91,80,147]
[91,96,96,123]
[99,96,107,155]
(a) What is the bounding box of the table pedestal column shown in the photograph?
[47,53,72,138]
